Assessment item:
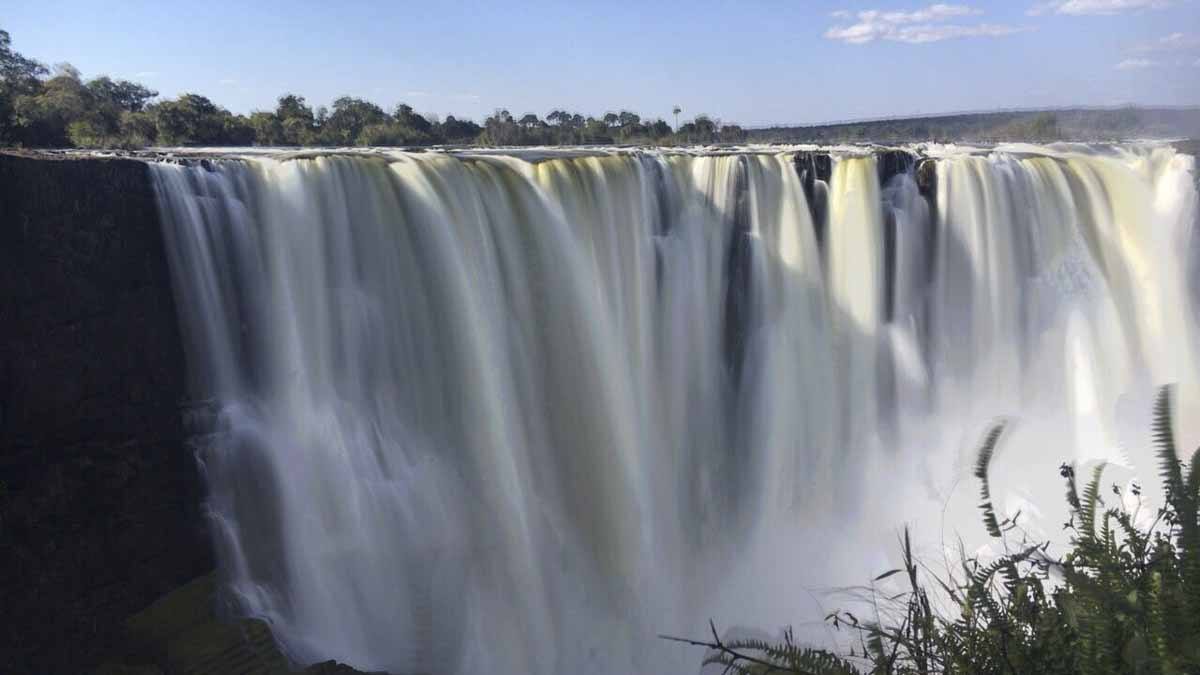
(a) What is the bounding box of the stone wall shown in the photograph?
[0,153,212,674]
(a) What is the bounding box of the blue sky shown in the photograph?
[4,0,1198,126]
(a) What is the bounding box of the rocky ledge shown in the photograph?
[96,574,380,675]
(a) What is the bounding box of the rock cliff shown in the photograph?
[0,153,212,673]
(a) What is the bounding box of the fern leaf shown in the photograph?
[1153,385,1185,507]
[1081,463,1107,538]
[974,422,1008,540]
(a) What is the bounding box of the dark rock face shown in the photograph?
[876,149,916,187]
[1172,139,1200,160]
[0,153,212,674]
[916,158,937,200]
[793,152,831,249]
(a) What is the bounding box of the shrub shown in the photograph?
[668,386,1200,675]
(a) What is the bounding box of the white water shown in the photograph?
[151,144,1199,674]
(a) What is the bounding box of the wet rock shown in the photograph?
[93,664,164,675]
[876,149,916,186]
[0,152,211,673]
[114,574,380,674]
[916,158,937,200]
[305,661,386,674]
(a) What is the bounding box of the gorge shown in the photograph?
[2,142,1198,674]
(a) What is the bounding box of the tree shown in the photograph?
[518,113,541,129]
[276,94,314,124]
[718,123,746,143]
[222,114,255,145]
[672,105,681,131]
[0,29,45,85]
[438,115,482,143]
[51,62,80,80]
[86,76,156,112]
[481,109,519,145]
[582,116,611,143]
[117,110,157,146]
[281,117,313,145]
[358,122,427,146]
[602,112,619,128]
[393,103,433,134]
[323,96,386,145]
[680,114,718,143]
[275,93,315,144]
[249,111,283,146]
[13,69,91,146]
[0,29,47,143]
[152,94,228,145]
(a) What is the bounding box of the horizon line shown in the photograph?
[740,103,1200,130]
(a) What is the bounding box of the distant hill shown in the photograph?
[747,107,1200,144]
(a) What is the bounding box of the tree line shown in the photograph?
[0,29,746,149]
[745,107,1200,144]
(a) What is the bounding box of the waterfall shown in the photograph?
[151,144,1198,674]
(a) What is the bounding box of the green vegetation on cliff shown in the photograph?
[670,387,1200,674]
[0,28,748,149]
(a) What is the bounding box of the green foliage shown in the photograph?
[673,386,1200,674]
[322,96,386,145]
[356,121,432,147]
[141,92,258,146]
[275,94,317,145]
[0,32,161,148]
[85,76,156,112]
[248,111,284,146]
[437,115,483,143]
[116,111,158,148]
[471,107,731,146]
[0,28,46,143]
[13,70,92,146]
[0,25,740,149]
[394,103,432,134]
[663,622,860,675]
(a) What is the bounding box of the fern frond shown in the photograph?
[1187,447,1200,505]
[1154,385,1185,507]
[708,638,861,675]
[1080,463,1107,538]
[975,422,1008,540]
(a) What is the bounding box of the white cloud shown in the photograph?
[1115,58,1160,69]
[1131,32,1200,52]
[876,3,982,23]
[824,4,1029,44]
[1028,0,1170,16]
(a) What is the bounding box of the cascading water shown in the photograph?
[151,144,1198,674]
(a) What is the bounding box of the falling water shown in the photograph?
[151,144,1198,674]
